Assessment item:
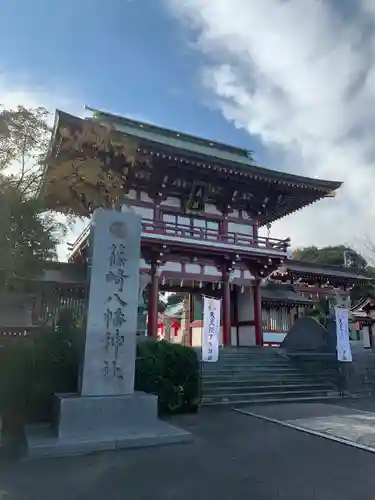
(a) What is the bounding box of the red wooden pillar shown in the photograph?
[188,294,194,346]
[221,214,228,237]
[253,279,263,346]
[222,265,231,346]
[233,287,239,347]
[147,262,159,338]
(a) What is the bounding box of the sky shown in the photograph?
[1,0,375,260]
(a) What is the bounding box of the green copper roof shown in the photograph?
[84,106,342,191]
[86,106,255,168]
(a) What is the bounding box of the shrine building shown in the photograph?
[40,107,343,348]
[261,260,372,346]
[161,259,371,348]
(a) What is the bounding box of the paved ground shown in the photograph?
[2,405,375,499]
[235,401,375,449]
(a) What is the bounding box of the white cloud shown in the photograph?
[167,0,375,254]
[0,74,87,261]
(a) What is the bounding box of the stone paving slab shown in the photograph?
[234,402,375,451]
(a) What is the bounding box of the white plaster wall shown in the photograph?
[243,270,253,281]
[241,211,252,221]
[140,191,153,203]
[228,222,253,237]
[232,269,241,279]
[231,326,238,346]
[133,206,153,220]
[205,203,221,215]
[0,292,33,326]
[191,325,223,347]
[192,325,237,346]
[362,326,371,348]
[160,262,182,272]
[185,263,201,274]
[237,288,255,346]
[238,325,256,346]
[140,258,151,270]
[160,197,181,208]
[203,265,221,277]
[237,288,254,322]
[263,332,286,344]
[127,189,137,200]
[191,326,202,347]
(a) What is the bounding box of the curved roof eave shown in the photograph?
[51,109,343,193]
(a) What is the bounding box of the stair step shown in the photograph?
[202,375,320,383]
[200,347,337,407]
[208,351,282,354]
[215,355,283,360]
[203,395,342,406]
[203,382,329,389]
[202,370,302,377]
[203,375,327,383]
[202,362,291,368]
[202,364,301,373]
[218,348,280,352]
[210,358,283,362]
[202,389,333,401]
[202,383,332,395]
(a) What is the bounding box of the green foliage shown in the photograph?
[0,104,67,287]
[0,184,66,286]
[308,298,331,328]
[166,293,185,307]
[135,339,199,414]
[142,289,167,313]
[0,105,50,195]
[0,312,199,443]
[293,245,367,269]
[0,310,83,431]
[293,244,375,306]
[351,282,375,306]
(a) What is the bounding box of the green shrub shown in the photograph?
[25,310,84,422]
[0,309,83,432]
[0,314,199,440]
[135,339,200,414]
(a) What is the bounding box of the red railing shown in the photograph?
[141,220,289,252]
[69,219,289,259]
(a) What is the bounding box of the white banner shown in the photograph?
[202,297,221,362]
[335,307,352,362]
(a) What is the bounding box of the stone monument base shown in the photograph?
[26,392,192,458]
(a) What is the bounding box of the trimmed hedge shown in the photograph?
[0,314,200,439]
[135,339,200,414]
[0,310,83,432]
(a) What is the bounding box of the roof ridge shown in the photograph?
[85,105,253,158]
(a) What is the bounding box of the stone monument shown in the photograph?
[26,209,192,458]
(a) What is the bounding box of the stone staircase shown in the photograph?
[201,347,341,406]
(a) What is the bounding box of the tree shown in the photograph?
[293,244,375,306]
[0,105,66,286]
[0,105,50,196]
[165,293,185,307]
[292,245,367,269]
